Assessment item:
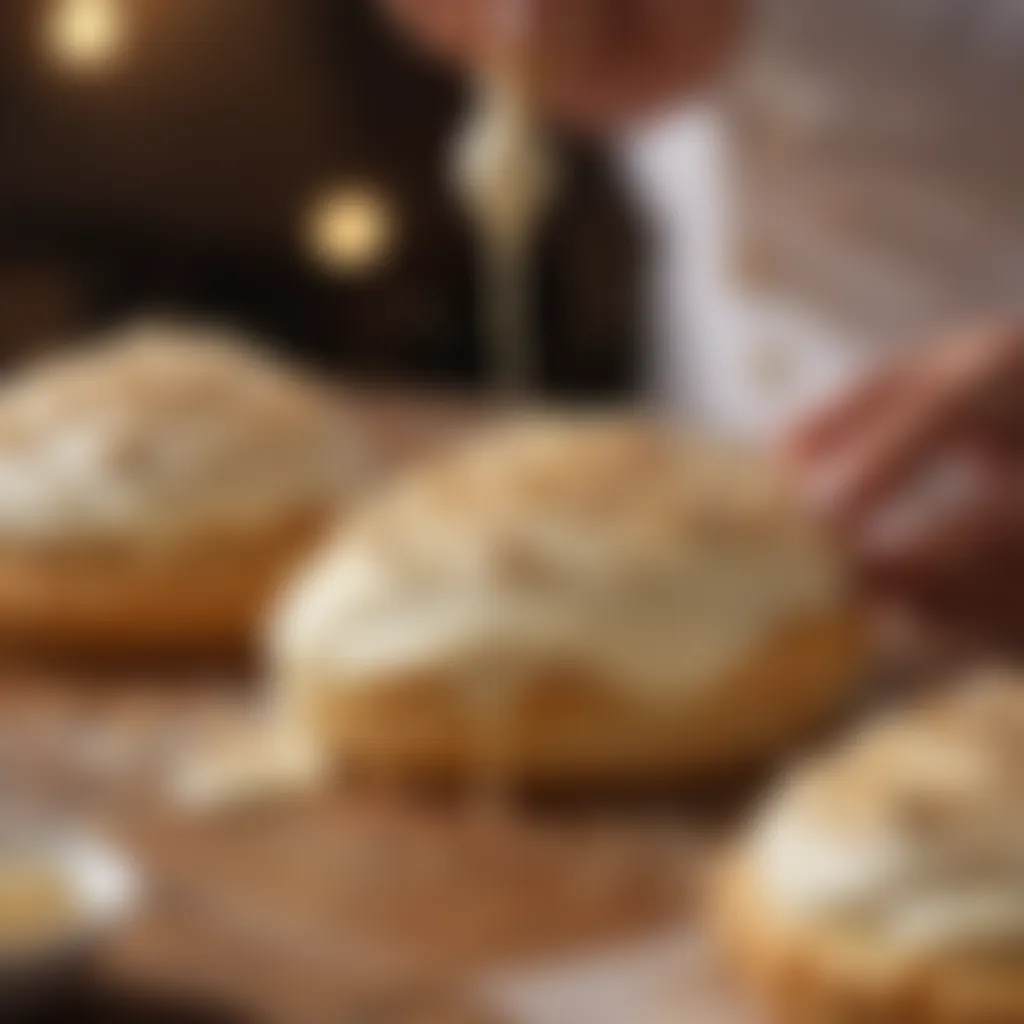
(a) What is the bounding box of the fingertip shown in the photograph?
[384,0,486,64]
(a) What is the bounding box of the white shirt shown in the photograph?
[622,0,1024,438]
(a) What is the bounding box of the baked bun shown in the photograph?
[0,321,365,654]
[717,672,1024,1022]
[272,415,862,783]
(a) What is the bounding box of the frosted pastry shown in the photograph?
[0,321,365,653]
[272,415,862,783]
[717,671,1024,1022]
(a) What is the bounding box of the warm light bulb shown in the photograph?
[47,0,123,71]
[304,185,397,277]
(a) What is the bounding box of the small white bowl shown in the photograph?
[0,831,141,1009]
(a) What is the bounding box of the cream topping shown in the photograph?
[273,416,844,698]
[0,320,363,551]
[752,674,1024,954]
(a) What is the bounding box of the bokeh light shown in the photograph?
[303,184,398,277]
[46,0,125,71]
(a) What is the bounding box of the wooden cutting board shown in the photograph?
[0,665,750,1024]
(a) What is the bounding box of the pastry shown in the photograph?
[0,321,364,654]
[272,415,862,783]
[717,672,1024,1022]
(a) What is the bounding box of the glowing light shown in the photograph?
[47,0,124,71]
[304,185,397,277]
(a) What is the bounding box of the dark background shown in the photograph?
[0,0,644,395]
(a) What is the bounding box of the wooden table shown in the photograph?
[0,665,751,1023]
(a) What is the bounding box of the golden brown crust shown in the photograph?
[0,514,331,657]
[715,849,1024,1024]
[288,606,864,785]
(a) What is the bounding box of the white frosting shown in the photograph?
[752,676,1024,954]
[0,321,362,551]
[171,722,326,813]
[274,417,844,699]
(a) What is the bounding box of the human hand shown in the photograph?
[785,323,1024,654]
[383,0,744,129]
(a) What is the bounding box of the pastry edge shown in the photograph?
[713,848,1024,1023]
[284,606,865,784]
